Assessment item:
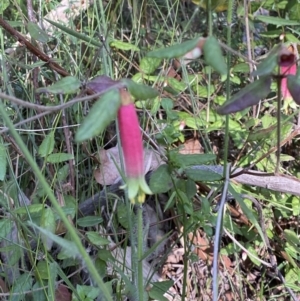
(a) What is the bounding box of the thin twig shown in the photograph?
[0,83,125,134]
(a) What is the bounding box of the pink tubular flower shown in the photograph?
[279,45,297,101]
[117,88,152,203]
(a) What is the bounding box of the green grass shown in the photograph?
[0,0,300,301]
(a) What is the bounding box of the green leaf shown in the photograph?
[0,218,12,238]
[37,261,50,279]
[45,19,102,47]
[254,15,300,26]
[149,281,174,301]
[284,229,300,248]
[167,77,187,93]
[203,36,227,75]
[139,57,162,74]
[76,216,103,227]
[117,203,129,229]
[146,37,202,59]
[14,204,44,215]
[0,139,7,181]
[75,89,121,142]
[46,153,74,163]
[170,152,216,168]
[185,167,222,182]
[251,45,281,77]
[86,231,110,246]
[232,63,250,73]
[11,273,33,301]
[28,221,80,259]
[217,76,272,114]
[0,0,9,14]
[36,76,81,94]
[121,78,158,99]
[231,190,266,245]
[246,245,261,266]
[110,40,139,51]
[149,165,173,193]
[27,21,50,43]
[289,4,300,21]
[161,98,174,112]
[40,207,56,250]
[38,132,55,157]
[57,164,70,181]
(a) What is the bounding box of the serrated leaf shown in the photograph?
[146,37,202,59]
[255,15,300,26]
[110,40,139,51]
[86,232,110,246]
[75,89,121,142]
[36,76,81,94]
[40,207,56,250]
[217,76,272,114]
[27,21,49,43]
[167,77,187,93]
[0,140,7,181]
[185,167,222,181]
[139,57,162,74]
[121,78,158,99]
[45,19,102,47]
[149,165,173,193]
[203,36,227,75]
[46,153,74,163]
[38,132,55,157]
[76,216,103,227]
[14,204,44,215]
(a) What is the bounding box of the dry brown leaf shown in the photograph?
[220,254,233,274]
[55,284,71,301]
[0,277,8,293]
[189,230,213,263]
[94,145,164,185]
[166,248,184,264]
[179,138,203,154]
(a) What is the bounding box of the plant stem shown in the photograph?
[212,163,231,301]
[213,1,234,301]
[137,204,145,301]
[276,74,281,174]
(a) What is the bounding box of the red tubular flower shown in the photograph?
[117,88,152,203]
[279,46,297,101]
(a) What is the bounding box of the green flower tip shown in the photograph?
[127,176,152,204]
